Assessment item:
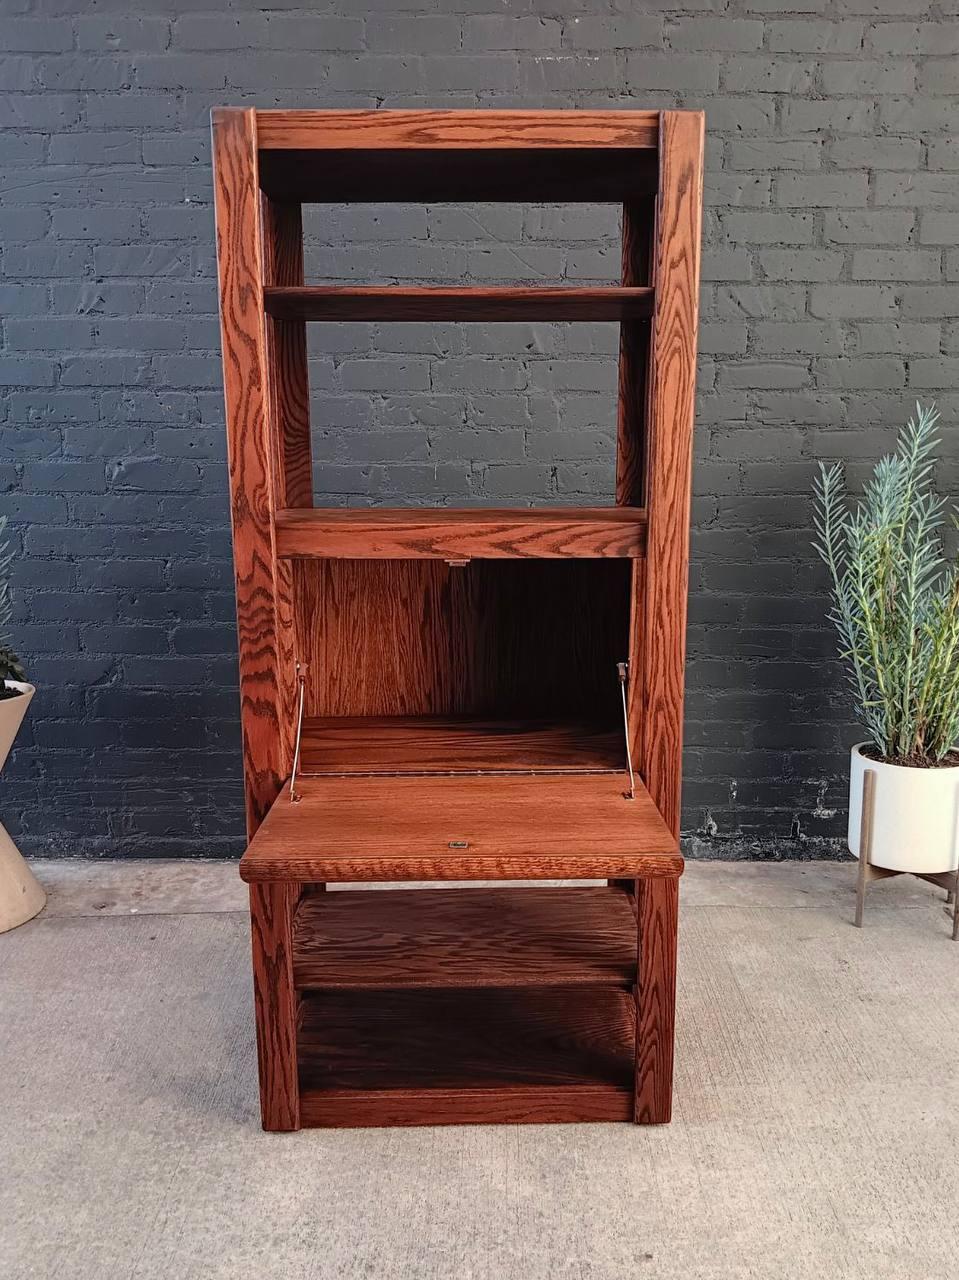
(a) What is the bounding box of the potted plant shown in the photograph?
[0,516,44,933]
[813,402,959,875]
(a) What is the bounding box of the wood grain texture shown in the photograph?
[295,559,629,724]
[275,507,647,560]
[297,987,635,1127]
[292,886,637,989]
[299,1085,632,1128]
[634,876,679,1124]
[256,109,659,150]
[640,110,704,840]
[249,882,301,1131]
[264,285,655,322]
[239,774,681,884]
[211,107,291,837]
[299,716,622,775]
[259,201,311,829]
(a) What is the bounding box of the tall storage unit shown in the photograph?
[212,109,703,1130]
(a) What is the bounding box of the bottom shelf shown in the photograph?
[298,987,636,1127]
[298,716,623,775]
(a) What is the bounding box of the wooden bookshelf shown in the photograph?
[213,107,703,1132]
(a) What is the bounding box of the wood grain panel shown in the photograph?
[640,110,704,839]
[297,561,458,717]
[249,882,300,1131]
[299,715,622,775]
[292,886,637,989]
[239,774,681,884]
[256,109,659,150]
[264,285,655,322]
[211,107,291,837]
[275,507,647,560]
[260,201,311,833]
[299,1085,632,1128]
[297,986,635,1126]
[634,876,679,1124]
[294,559,630,723]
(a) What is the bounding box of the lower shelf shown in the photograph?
[293,886,638,990]
[298,987,635,1127]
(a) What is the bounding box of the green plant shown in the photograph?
[813,402,959,765]
[0,516,25,691]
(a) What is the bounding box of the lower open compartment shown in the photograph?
[291,885,638,1127]
[297,986,636,1128]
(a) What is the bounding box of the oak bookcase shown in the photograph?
[212,108,703,1130]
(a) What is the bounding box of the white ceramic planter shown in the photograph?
[0,681,45,934]
[848,742,959,874]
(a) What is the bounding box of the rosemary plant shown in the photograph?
[0,516,25,696]
[813,403,959,766]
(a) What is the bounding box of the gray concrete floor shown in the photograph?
[2,859,958,1280]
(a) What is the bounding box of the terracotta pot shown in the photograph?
[0,681,45,933]
[847,742,959,874]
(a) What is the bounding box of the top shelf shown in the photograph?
[264,286,655,323]
[255,109,661,152]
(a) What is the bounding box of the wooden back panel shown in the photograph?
[294,559,630,723]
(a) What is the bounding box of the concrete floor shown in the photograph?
[2,859,958,1280]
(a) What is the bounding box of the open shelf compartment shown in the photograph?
[293,885,638,989]
[298,986,636,1127]
[290,557,633,780]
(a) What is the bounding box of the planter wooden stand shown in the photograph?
[855,769,959,940]
[212,108,704,1129]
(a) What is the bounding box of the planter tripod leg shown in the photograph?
[952,869,959,943]
[854,769,876,930]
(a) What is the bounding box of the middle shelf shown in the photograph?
[293,886,637,990]
[275,506,647,559]
[264,284,655,322]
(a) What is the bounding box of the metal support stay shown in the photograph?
[617,661,636,801]
[289,661,307,804]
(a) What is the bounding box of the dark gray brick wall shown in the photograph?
[1,0,957,859]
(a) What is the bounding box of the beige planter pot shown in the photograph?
[848,742,959,874]
[0,681,45,934]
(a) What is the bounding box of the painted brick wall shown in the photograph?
[1,0,957,858]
